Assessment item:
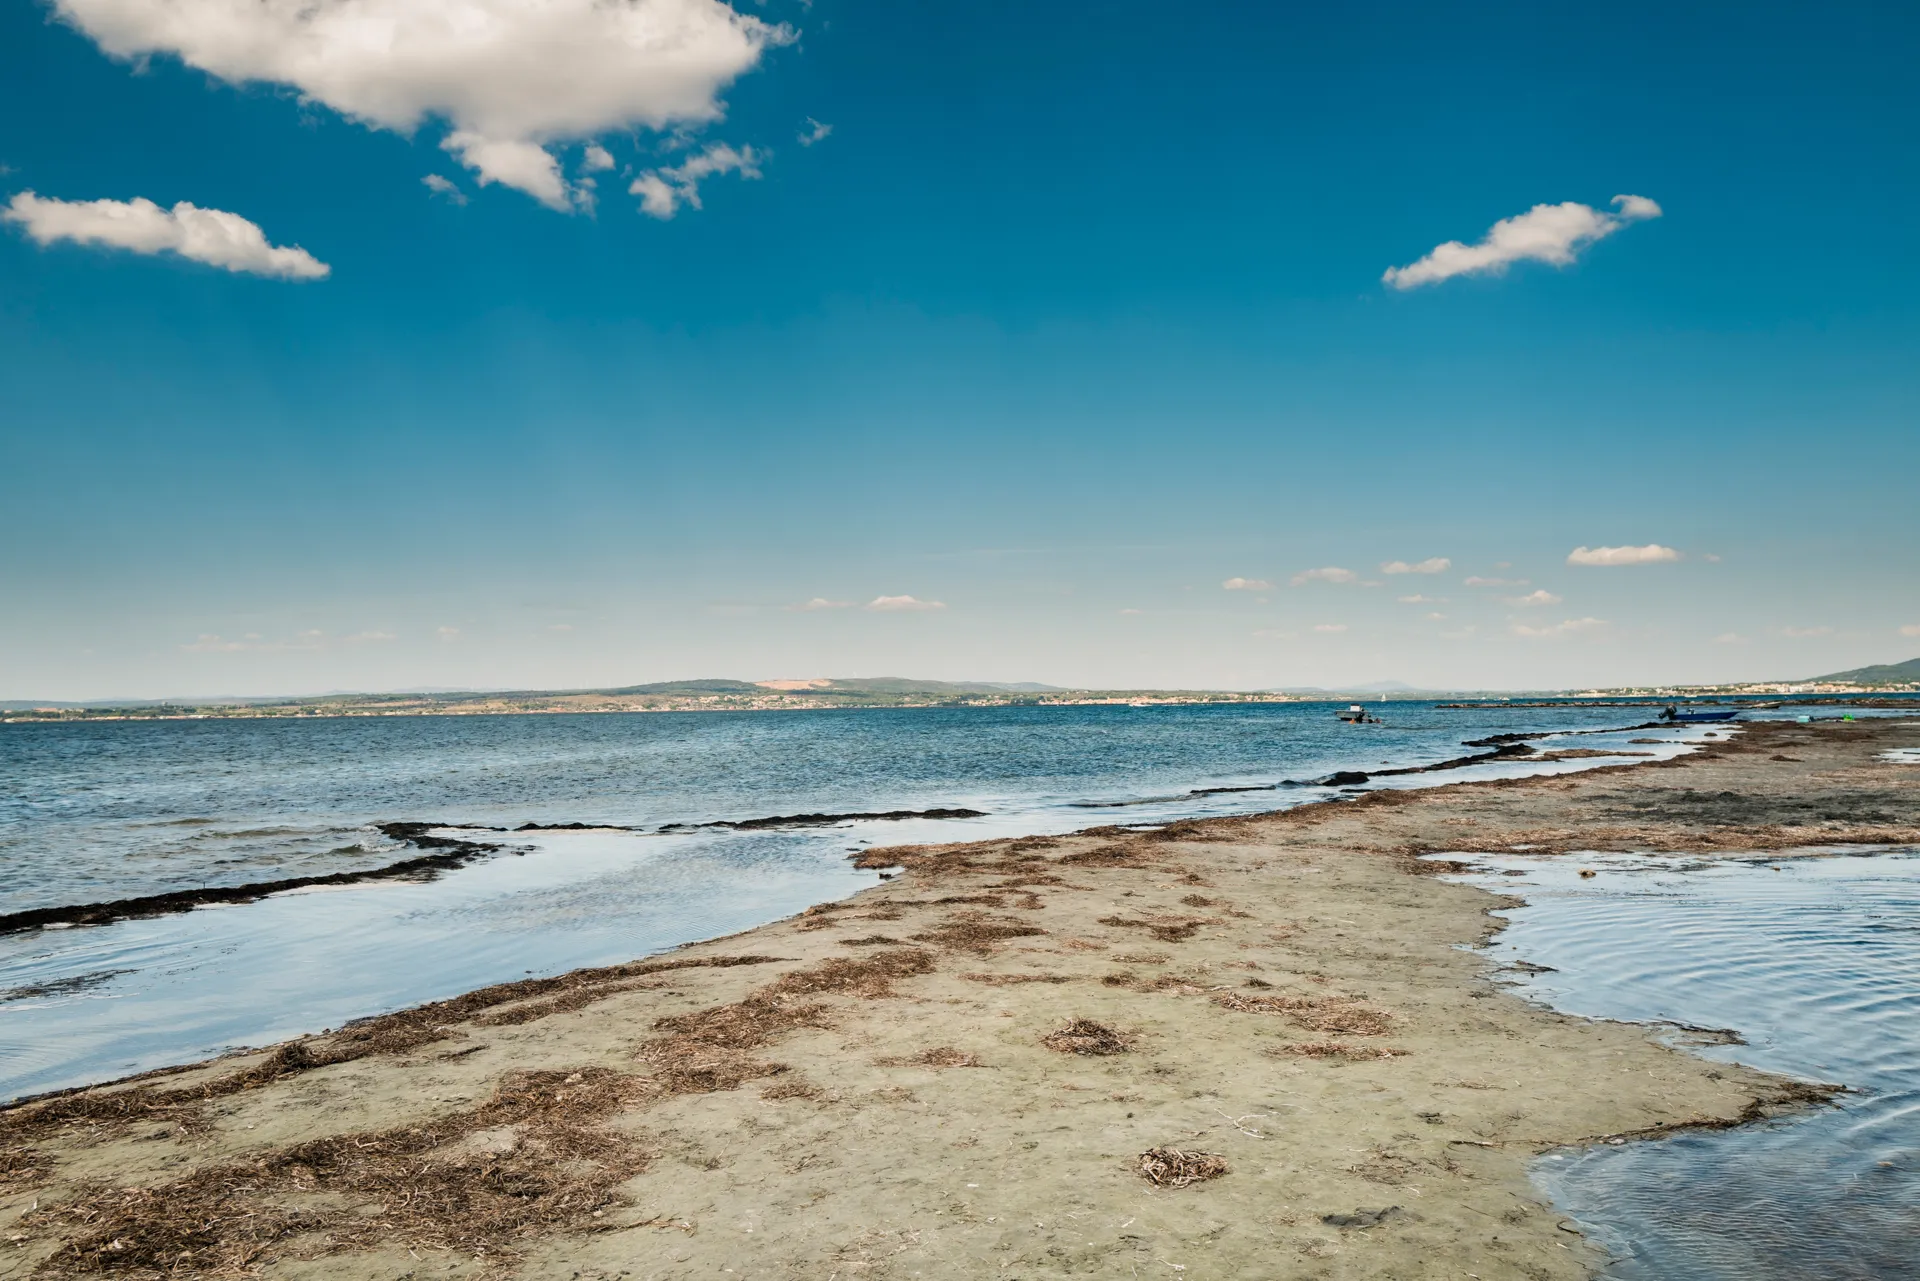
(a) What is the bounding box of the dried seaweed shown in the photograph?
[1269,1042,1410,1060]
[909,914,1047,953]
[24,1069,655,1276]
[1040,1020,1133,1056]
[874,1047,983,1068]
[1096,915,1209,943]
[958,972,1074,985]
[1137,1148,1227,1187]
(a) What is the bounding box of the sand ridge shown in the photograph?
[2,717,1914,1280]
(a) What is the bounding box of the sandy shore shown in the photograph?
[3,717,1916,1280]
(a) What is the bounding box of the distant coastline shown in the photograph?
[4,677,1917,724]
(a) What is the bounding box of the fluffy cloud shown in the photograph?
[1290,567,1357,586]
[1381,557,1450,575]
[1780,625,1835,638]
[791,597,852,611]
[1901,624,1920,638]
[1397,594,1445,604]
[1312,623,1348,633]
[1512,617,1606,639]
[1222,577,1272,591]
[1715,632,1748,645]
[1506,590,1563,607]
[582,144,616,173]
[631,142,764,217]
[798,118,832,147]
[866,595,945,612]
[1464,576,1527,588]
[1567,544,1681,567]
[5,191,328,279]
[1383,195,1661,290]
[54,0,789,209]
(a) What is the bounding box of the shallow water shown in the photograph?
[1443,849,1920,1279]
[0,702,1701,1099]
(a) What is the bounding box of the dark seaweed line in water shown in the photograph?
[1077,737,1584,806]
[0,824,502,937]
[656,806,989,831]
[484,807,994,833]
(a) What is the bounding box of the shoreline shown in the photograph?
[2,718,1916,1278]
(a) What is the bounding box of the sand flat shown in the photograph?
[3,718,1916,1280]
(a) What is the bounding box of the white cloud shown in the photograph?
[1901,624,1920,638]
[866,595,945,612]
[1312,623,1348,633]
[183,629,328,652]
[1715,632,1748,645]
[1397,594,1446,604]
[5,191,328,279]
[792,597,852,611]
[1513,617,1607,639]
[1464,576,1527,588]
[1567,544,1681,567]
[798,117,831,146]
[344,630,397,644]
[1290,567,1357,586]
[421,173,467,204]
[1506,589,1563,607]
[1222,577,1272,591]
[1383,194,1661,289]
[436,626,461,640]
[1381,557,1450,575]
[1423,612,1447,621]
[1780,625,1834,638]
[54,0,789,209]
[630,142,763,218]
[582,144,616,172]
[1118,608,1143,616]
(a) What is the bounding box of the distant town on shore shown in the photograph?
[4,658,1917,723]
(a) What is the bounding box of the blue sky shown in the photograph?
[2,0,1916,698]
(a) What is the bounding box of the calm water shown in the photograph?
[1445,849,1920,1279]
[1,701,1691,1099]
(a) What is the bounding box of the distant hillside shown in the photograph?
[812,677,1062,695]
[1808,656,1920,686]
[603,679,764,695]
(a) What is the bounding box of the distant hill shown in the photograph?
[1808,656,1920,686]
[603,679,764,695]
[814,677,1063,695]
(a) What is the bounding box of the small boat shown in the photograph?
[1338,704,1379,723]
[1659,705,1739,724]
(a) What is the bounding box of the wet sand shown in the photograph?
[3,718,1916,1280]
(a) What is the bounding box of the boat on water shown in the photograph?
[1659,705,1740,724]
[1338,704,1380,723]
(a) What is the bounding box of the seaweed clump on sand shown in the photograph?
[23,1068,656,1275]
[875,1047,984,1068]
[1138,1148,1228,1187]
[1041,1020,1133,1056]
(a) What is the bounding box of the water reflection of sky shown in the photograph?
[1441,849,1920,1280]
